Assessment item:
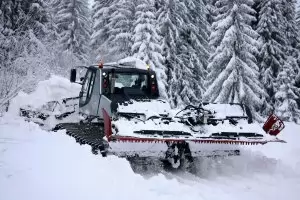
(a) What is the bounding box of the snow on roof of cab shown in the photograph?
[105,57,149,70]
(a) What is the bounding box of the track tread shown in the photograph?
[53,122,107,155]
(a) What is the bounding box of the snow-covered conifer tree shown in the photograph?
[0,0,51,75]
[256,0,287,114]
[156,0,210,107]
[274,59,300,123]
[91,0,115,62]
[281,0,300,112]
[0,0,55,109]
[204,0,264,116]
[204,0,217,25]
[0,8,6,68]
[282,0,299,51]
[0,6,11,103]
[105,0,136,61]
[55,0,91,64]
[132,0,167,98]
[297,3,300,29]
[181,0,210,102]
[295,4,300,108]
[250,0,260,29]
[281,0,299,69]
[156,0,184,105]
[156,0,179,75]
[0,0,24,66]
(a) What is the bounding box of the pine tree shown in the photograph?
[181,0,210,102]
[251,0,260,29]
[0,6,10,100]
[275,59,300,123]
[282,0,299,51]
[104,0,135,61]
[281,0,299,70]
[297,3,300,29]
[46,0,61,39]
[55,0,91,64]
[0,0,22,67]
[204,0,217,26]
[0,6,6,68]
[91,0,115,62]
[174,33,200,106]
[296,4,300,107]
[156,0,184,106]
[281,0,300,112]
[0,0,54,108]
[156,0,210,107]
[256,0,287,114]
[132,0,167,98]
[0,0,50,72]
[204,0,264,116]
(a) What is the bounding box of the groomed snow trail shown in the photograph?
[0,115,299,200]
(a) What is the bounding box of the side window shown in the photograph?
[80,69,96,106]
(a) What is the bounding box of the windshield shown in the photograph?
[110,73,148,91]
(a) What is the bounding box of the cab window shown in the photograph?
[112,73,148,89]
[80,69,96,106]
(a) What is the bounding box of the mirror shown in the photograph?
[70,69,77,83]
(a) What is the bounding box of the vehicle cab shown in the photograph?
[70,58,160,121]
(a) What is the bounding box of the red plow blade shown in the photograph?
[102,109,286,158]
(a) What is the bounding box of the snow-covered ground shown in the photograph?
[0,116,300,200]
[1,75,300,200]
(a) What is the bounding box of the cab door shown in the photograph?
[79,67,100,118]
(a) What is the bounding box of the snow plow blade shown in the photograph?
[105,131,285,158]
[101,101,286,163]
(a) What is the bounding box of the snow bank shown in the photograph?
[1,116,300,200]
[7,75,81,116]
[241,122,300,172]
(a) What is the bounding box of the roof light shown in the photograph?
[146,64,150,70]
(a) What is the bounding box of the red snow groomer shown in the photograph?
[21,57,286,170]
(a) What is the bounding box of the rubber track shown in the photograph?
[53,122,107,156]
